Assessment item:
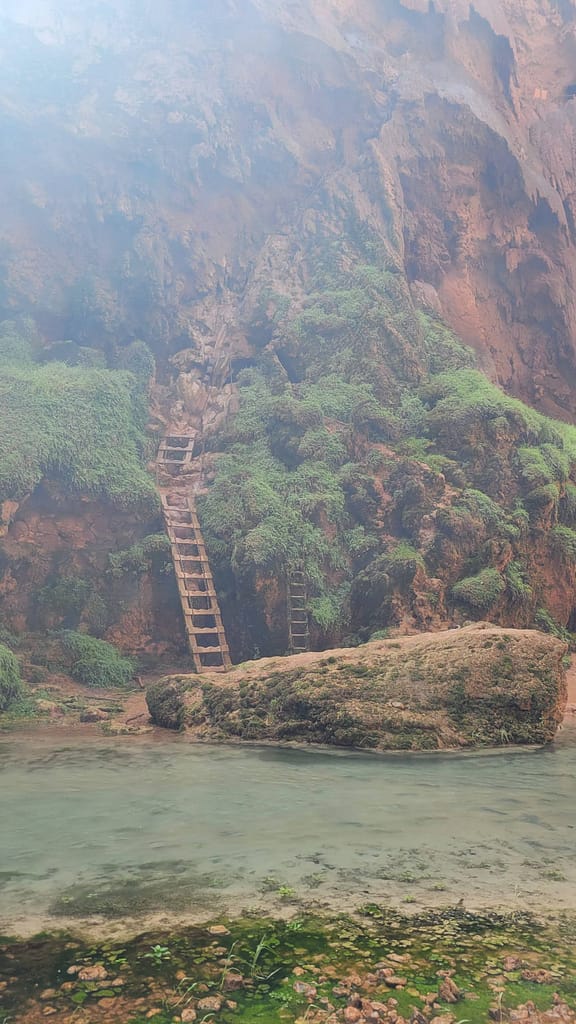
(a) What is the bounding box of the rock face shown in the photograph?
[147,623,568,750]
[0,482,185,656]
[2,1,576,655]
[0,0,575,419]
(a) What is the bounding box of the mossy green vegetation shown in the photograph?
[199,241,576,652]
[0,362,156,508]
[2,909,575,1024]
[0,642,24,711]
[108,533,172,577]
[452,568,506,611]
[59,631,136,689]
[0,320,157,510]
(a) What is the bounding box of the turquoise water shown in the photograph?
[1,726,576,935]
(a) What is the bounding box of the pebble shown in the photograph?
[293,980,317,999]
[208,925,230,936]
[78,964,108,981]
[197,995,223,1012]
[181,1010,197,1023]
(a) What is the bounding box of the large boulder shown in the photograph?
[147,624,567,751]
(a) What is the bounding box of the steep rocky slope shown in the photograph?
[1,0,576,661]
[1,0,576,413]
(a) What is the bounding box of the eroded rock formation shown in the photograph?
[147,623,568,748]
[1,0,576,414]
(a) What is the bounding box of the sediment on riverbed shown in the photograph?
[147,623,567,751]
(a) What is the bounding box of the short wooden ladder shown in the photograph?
[288,569,310,654]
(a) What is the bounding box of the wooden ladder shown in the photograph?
[157,435,231,673]
[288,569,310,654]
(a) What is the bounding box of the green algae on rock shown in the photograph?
[146,623,567,751]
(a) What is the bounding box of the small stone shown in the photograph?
[146,1011,163,1019]
[67,964,81,975]
[40,989,57,1000]
[388,953,409,964]
[78,964,108,981]
[80,708,109,723]
[521,969,553,984]
[98,997,117,1007]
[503,956,522,972]
[386,976,408,988]
[293,980,317,999]
[223,972,245,990]
[208,925,230,936]
[294,966,306,976]
[60,982,75,992]
[226,1001,238,1011]
[181,1010,197,1023]
[438,978,461,1003]
[111,976,125,986]
[197,996,223,1012]
[344,1009,363,1023]
[42,1009,58,1017]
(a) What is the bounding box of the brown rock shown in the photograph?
[223,971,245,990]
[344,1009,363,1023]
[197,996,223,1012]
[437,978,461,1003]
[293,980,318,999]
[80,708,109,723]
[503,956,523,972]
[208,925,230,936]
[521,969,554,984]
[40,989,57,1000]
[181,1010,197,1023]
[77,964,108,981]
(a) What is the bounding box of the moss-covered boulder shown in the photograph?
[147,623,567,751]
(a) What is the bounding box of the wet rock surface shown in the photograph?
[147,624,567,750]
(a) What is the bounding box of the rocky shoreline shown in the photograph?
[2,909,576,1024]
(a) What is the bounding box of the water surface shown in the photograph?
[2,726,576,934]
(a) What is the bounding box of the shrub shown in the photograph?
[551,525,576,564]
[504,561,533,605]
[108,534,172,577]
[559,483,576,525]
[116,340,156,387]
[0,363,157,509]
[37,575,91,626]
[451,568,505,610]
[59,631,136,689]
[0,644,24,711]
[535,608,572,644]
[0,320,34,364]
